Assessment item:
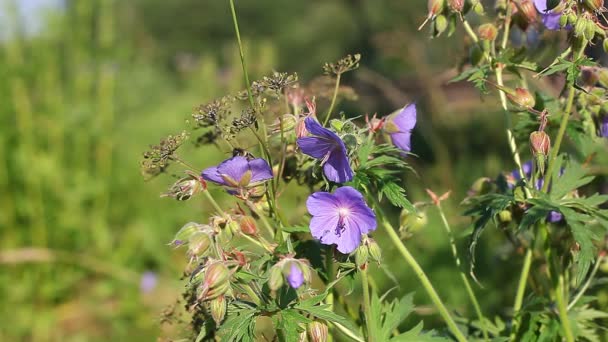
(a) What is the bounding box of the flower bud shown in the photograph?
[162,172,205,201]
[366,113,385,133]
[209,295,227,325]
[517,0,537,23]
[399,209,427,233]
[506,87,535,109]
[559,14,569,28]
[239,216,258,235]
[428,0,445,16]
[472,0,484,15]
[574,17,587,38]
[530,131,551,157]
[307,321,329,342]
[355,243,370,268]
[171,222,204,247]
[268,265,284,291]
[603,38,608,54]
[478,23,498,41]
[198,261,231,301]
[448,0,464,12]
[368,239,382,264]
[468,177,492,196]
[583,0,604,12]
[434,14,449,36]
[296,117,309,138]
[498,210,512,223]
[189,231,212,256]
[271,114,297,134]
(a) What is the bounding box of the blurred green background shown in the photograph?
[1,0,606,341]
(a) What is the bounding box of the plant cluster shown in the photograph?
[143,1,608,341]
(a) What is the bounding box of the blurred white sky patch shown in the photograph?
[0,0,64,40]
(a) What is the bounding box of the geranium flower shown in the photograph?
[286,263,304,289]
[306,186,376,253]
[534,0,563,30]
[202,156,273,189]
[297,117,353,183]
[384,104,417,153]
[600,116,608,138]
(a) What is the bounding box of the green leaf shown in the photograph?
[560,207,599,285]
[275,309,310,341]
[379,182,415,212]
[281,225,310,233]
[549,156,595,200]
[217,306,258,342]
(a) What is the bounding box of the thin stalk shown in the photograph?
[542,41,588,192]
[381,219,467,342]
[240,232,273,253]
[229,0,254,109]
[555,275,575,342]
[244,199,275,238]
[437,204,489,341]
[323,73,341,126]
[568,254,602,310]
[203,190,227,217]
[508,248,533,341]
[360,268,374,342]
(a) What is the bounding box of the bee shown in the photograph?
[232,147,255,160]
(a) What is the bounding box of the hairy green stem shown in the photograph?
[229,0,254,109]
[382,219,467,342]
[323,73,341,126]
[556,275,575,342]
[437,204,489,341]
[360,268,374,342]
[542,41,588,192]
[509,248,533,341]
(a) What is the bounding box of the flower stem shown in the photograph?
[436,204,489,341]
[381,219,467,342]
[556,274,575,342]
[508,248,533,341]
[229,0,254,109]
[360,268,374,342]
[541,40,588,192]
[203,189,226,217]
[323,73,341,126]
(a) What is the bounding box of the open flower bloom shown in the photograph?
[202,156,273,190]
[384,104,417,153]
[297,117,353,183]
[286,263,304,289]
[306,186,377,253]
[534,0,562,30]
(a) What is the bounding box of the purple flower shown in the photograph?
[547,211,563,223]
[297,117,353,183]
[534,0,562,30]
[202,156,273,189]
[306,186,377,253]
[599,116,608,138]
[140,271,158,294]
[286,263,304,289]
[385,104,417,153]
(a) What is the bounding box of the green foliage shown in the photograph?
[449,64,491,93]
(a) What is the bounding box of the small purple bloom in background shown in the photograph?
[297,117,353,183]
[534,0,563,30]
[599,116,608,138]
[384,104,417,153]
[140,271,158,294]
[202,156,273,189]
[547,211,563,223]
[306,186,377,253]
[286,263,304,289]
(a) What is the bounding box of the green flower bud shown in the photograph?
[574,17,587,38]
[469,44,484,66]
[400,209,428,233]
[530,131,551,158]
[559,14,568,28]
[172,222,204,247]
[498,210,512,223]
[469,177,492,196]
[355,244,370,268]
[584,19,597,41]
[268,265,284,291]
[198,261,231,301]
[567,13,577,27]
[368,239,382,264]
[434,15,449,36]
[448,0,464,12]
[307,321,329,342]
[583,0,604,12]
[189,232,212,257]
[209,295,227,325]
[428,0,445,16]
[603,38,608,54]
[472,0,484,15]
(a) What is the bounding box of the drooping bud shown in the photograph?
[478,23,498,41]
[506,87,536,109]
[433,14,449,36]
[268,265,284,291]
[530,131,551,174]
[239,216,258,236]
[448,0,464,12]
[161,171,206,201]
[209,295,227,325]
[171,222,204,247]
[399,208,428,233]
[286,262,305,289]
[517,0,537,23]
[307,321,329,342]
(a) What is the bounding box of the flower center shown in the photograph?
[335,207,350,237]
[338,207,350,217]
